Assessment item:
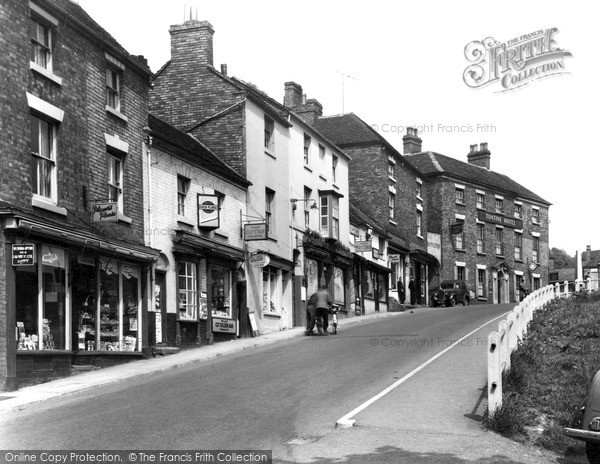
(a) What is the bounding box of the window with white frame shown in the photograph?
[265,188,275,234]
[455,187,465,204]
[303,134,311,164]
[476,192,485,209]
[107,152,123,210]
[263,266,279,313]
[177,176,190,216]
[388,160,395,178]
[30,12,53,70]
[416,209,423,237]
[332,154,338,182]
[303,187,312,229]
[533,235,540,263]
[30,114,57,200]
[495,227,504,256]
[477,268,486,298]
[178,262,197,320]
[389,192,395,219]
[455,220,465,249]
[416,180,422,198]
[457,265,465,281]
[264,115,274,151]
[515,232,523,261]
[533,275,541,290]
[477,223,485,253]
[514,203,522,219]
[495,197,503,214]
[106,67,122,112]
[320,194,340,239]
[532,207,540,224]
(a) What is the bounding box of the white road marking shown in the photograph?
[335,311,510,428]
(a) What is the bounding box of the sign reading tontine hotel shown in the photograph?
[478,210,523,229]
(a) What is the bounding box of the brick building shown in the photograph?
[315,115,439,306]
[406,142,551,304]
[0,0,158,390]
[142,114,251,349]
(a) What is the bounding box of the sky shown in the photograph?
[76,0,596,257]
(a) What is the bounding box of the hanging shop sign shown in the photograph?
[12,244,35,266]
[249,252,270,268]
[389,254,401,263]
[197,194,220,229]
[244,223,269,241]
[92,202,118,222]
[212,317,237,334]
[354,240,372,252]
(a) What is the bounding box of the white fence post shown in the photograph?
[498,320,510,372]
[488,331,502,414]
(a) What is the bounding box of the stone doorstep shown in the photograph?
[152,346,181,356]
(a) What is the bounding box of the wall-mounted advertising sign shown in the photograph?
[12,244,35,266]
[354,240,372,252]
[198,194,220,229]
[244,223,268,241]
[477,210,523,229]
[212,317,236,334]
[92,202,118,222]
[388,254,401,263]
[249,252,270,268]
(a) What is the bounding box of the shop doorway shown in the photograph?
[149,271,166,347]
[497,270,505,304]
[71,258,97,352]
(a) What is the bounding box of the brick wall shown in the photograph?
[0,234,6,390]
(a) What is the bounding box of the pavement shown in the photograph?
[0,307,589,464]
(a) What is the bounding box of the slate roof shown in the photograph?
[42,0,150,72]
[406,151,551,205]
[549,268,576,282]
[148,114,251,188]
[316,113,387,146]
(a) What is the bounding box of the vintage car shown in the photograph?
[429,280,471,307]
[564,370,600,463]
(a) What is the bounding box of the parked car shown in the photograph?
[564,370,600,464]
[429,280,471,307]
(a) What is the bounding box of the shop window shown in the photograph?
[305,258,319,297]
[333,266,345,305]
[178,262,197,321]
[477,268,486,298]
[377,272,387,302]
[365,270,375,299]
[122,265,140,349]
[30,114,57,200]
[16,245,66,350]
[210,266,231,318]
[263,266,279,314]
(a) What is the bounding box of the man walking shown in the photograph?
[307,285,333,335]
[305,292,317,335]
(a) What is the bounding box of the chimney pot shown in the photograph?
[284,81,303,109]
[220,63,227,76]
[402,127,422,154]
[467,142,491,169]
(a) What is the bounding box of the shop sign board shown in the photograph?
[92,202,118,222]
[249,252,270,268]
[212,317,236,333]
[198,194,220,229]
[389,254,401,263]
[477,210,523,229]
[12,244,35,266]
[354,241,372,252]
[427,232,442,262]
[244,223,268,241]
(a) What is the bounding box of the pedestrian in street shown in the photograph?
[397,278,405,304]
[408,276,417,305]
[307,285,333,335]
[305,292,317,336]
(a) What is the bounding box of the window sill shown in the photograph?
[455,248,466,253]
[515,259,524,263]
[477,297,488,302]
[388,176,397,183]
[264,312,281,318]
[416,234,424,240]
[214,229,229,239]
[177,216,195,227]
[264,149,276,160]
[319,174,327,182]
[303,165,313,173]
[32,195,67,216]
[496,255,505,259]
[455,202,466,206]
[477,252,487,256]
[416,195,423,202]
[389,219,397,226]
[332,183,340,190]
[117,212,132,224]
[30,62,63,86]
[106,105,128,123]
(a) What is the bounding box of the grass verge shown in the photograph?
[483,291,600,456]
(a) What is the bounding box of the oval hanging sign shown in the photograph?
[249,252,270,268]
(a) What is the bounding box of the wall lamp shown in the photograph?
[290,198,318,211]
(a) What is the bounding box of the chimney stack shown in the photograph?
[284,82,303,109]
[467,142,491,170]
[169,20,214,66]
[220,63,228,76]
[403,127,422,154]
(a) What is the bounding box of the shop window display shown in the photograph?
[99,259,120,351]
[178,261,197,320]
[210,266,231,318]
[263,266,279,314]
[334,266,345,305]
[16,245,66,350]
[305,259,318,297]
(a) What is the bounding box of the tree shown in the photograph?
[550,247,576,269]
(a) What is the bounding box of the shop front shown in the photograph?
[409,249,440,306]
[2,215,158,390]
[172,230,245,347]
[353,255,390,315]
